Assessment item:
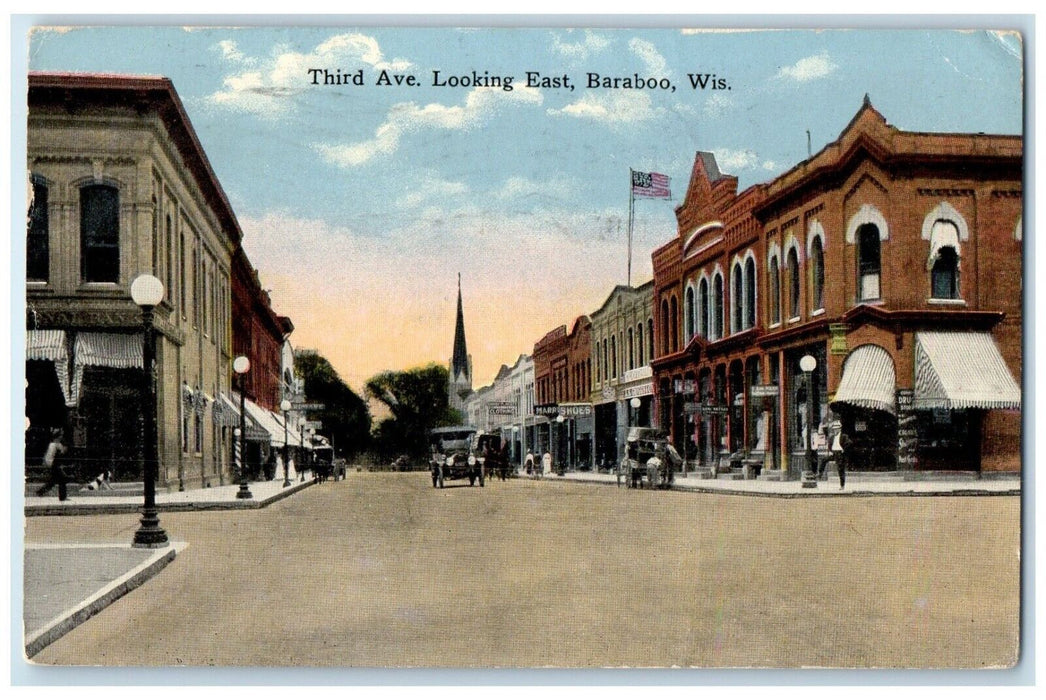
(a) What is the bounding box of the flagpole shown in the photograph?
[627,168,635,288]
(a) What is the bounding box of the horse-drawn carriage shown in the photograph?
[618,427,681,489]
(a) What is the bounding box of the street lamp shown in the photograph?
[799,354,818,489]
[130,274,169,548]
[555,414,565,475]
[233,355,253,499]
[280,398,292,488]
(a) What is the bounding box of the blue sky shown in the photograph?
[25,26,1024,390]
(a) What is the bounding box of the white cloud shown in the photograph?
[395,174,469,209]
[712,148,778,173]
[547,91,663,126]
[629,37,670,77]
[208,32,412,116]
[314,86,543,167]
[550,30,611,60]
[775,52,838,82]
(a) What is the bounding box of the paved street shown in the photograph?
[25,471,1019,668]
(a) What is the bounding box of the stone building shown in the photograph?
[588,281,655,467]
[26,72,240,488]
[650,98,1022,477]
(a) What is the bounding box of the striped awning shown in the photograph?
[71,332,143,407]
[831,344,897,415]
[213,393,241,427]
[27,330,72,405]
[914,332,1021,410]
[241,396,301,447]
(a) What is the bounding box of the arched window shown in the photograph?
[660,300,670,355]
[684,285,695,342]
[928,220,961,300]
[744,256,756,329]
[810,236,825,311]
[787,247,800,319]
[27,177,49,282]
[698,277,709,338]
[637,324,645,366]
[80,184,120,283]
[857,223,881,301]
[731,262,743,333]
[712,273,724,340]
[611,336,617,378]
[603,338,609,382]
[669,296,679,352]
[769,256,781,324]
[628,328,635,369]
[647,318,654,360]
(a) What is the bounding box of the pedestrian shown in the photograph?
[524,451,534,475]
[837,431,852,490]
[35,427,70,501]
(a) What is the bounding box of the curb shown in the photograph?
[543,475,1021,498]
[24,479,315,517]
[24,543,182,659]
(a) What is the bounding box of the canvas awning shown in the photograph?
[831,344,897,415]
[71,332,143,407]
[27,330,72,405]
[241,396,301,447]
[914,332,1020,410]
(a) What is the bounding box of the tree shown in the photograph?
[294,351,371,458]
[365,363,461,460]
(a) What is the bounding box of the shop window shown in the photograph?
[744,256,756,329]
[27,177,49,282]
[810,236,825,311]
[787,248,800,319]
[931,247,960,299]
[80,184,120,283]
[857,223,881,301]
[712,274,724,340]
[769,256,781,324]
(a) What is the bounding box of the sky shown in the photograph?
[24,25,1024,391]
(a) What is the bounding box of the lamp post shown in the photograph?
[130,274,169,548]
[233,355,253,499]
[555,414,566,475]
[799,354,818,489]
[280,398,292,487]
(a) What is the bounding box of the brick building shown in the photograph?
[533,316,593,467]
[650,98,1021,477]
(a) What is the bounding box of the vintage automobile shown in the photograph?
[429,426,484,488]
[618,427,682,489]
[473,432,512,481]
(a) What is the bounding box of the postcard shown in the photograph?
[19,23,1023,671]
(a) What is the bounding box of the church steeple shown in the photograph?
[451,273,469,379]
[448,273,472,413]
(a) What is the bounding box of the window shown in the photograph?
[180,231,187,315]
[698,278,709,338]
[810,237,825,311]
[787,248,800,319]
[769,256,781,324]
[932,247,959,299]
[80,185,119,283]
[165,214,174,306]
[27,178,49,282]
[660,300,670,355]
[628,328,635,369]
[194,409,204,454]
[731,263,743,333]
[611,336,617,378]
[647,318,654,360]
[712,274,724,340]
[669,296,679,352]
[637,324,644,366]
[744,257,756,329]
[684,285,695,341]
[192,245,199,328]
[603,338,609,382]
[928,220,961,300]
[857,223,881,301]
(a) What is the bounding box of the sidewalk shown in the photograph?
[22,477,317,659]
[542,469,1021,497]
[25,475,316,516]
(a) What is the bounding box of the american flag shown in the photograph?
[631,170,672,199]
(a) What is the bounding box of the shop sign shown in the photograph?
[700,404,728,416]
[829,323,849,355]
[290,402,325,411]
[534,403,560,416]
[558,403,593,417]
[487,401,517,417]
[683,401,702,414]
[896,388,918,468]
[622,382,653,399]
[303,420,323,430]
[750,384,779,398]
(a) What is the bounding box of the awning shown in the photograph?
[242,396,301,447]
[273,412,303,447]
[213,393,241,427]
[27,330,72,405]
[71,332,143,406]
[914,332,1021,410]
[831,344,897,415]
